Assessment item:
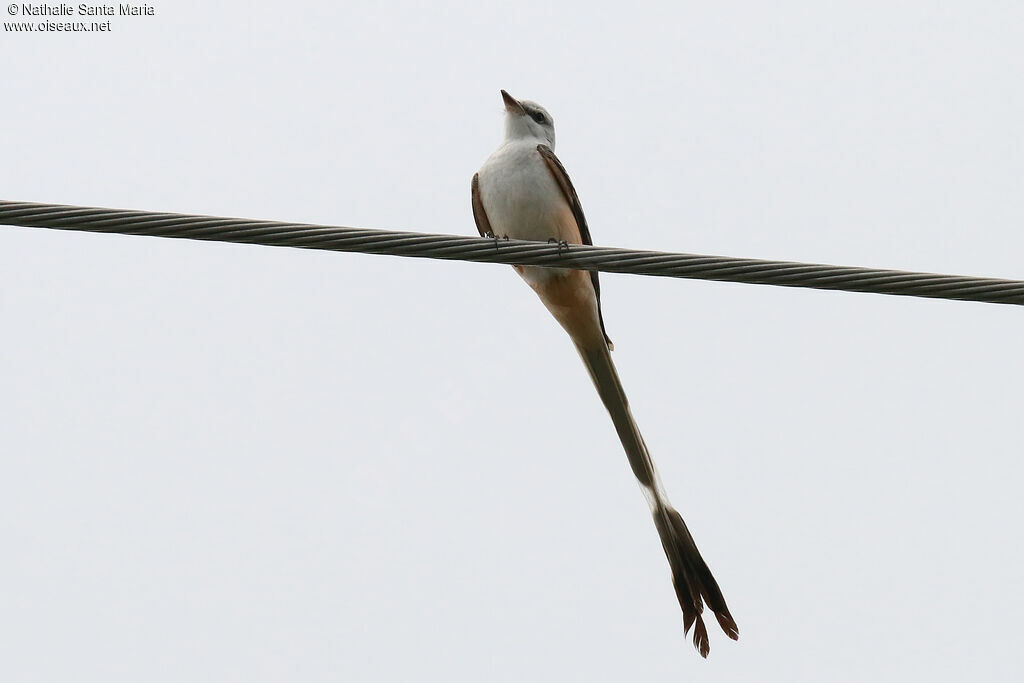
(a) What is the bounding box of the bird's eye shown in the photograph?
[531,111,545,124]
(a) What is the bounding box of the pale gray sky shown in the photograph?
[3,1,1023,680]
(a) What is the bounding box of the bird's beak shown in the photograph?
[501,89,525,115]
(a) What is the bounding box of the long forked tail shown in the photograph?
[576,341,739,657]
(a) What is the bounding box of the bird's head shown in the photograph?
[501,89,555,148]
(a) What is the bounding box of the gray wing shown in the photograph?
[537,144,613,349]
[471,173,493,239]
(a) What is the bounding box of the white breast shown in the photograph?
[476,141,571,243]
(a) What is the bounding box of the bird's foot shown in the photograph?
[485,231,509,253]
[547,237,570,255]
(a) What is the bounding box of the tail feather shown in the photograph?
[576,340,738,657]
[654,506,739,657]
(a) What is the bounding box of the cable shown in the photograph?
[2,200,1022,306]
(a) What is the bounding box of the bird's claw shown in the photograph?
[485,231,509,253]
[547,237,570,255]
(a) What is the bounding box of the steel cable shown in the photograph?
[3,200,1022,306]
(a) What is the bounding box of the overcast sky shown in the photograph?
[3,2,1023,681]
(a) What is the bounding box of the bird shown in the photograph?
[471,90,738,657]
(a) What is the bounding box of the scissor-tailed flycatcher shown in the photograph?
[471,90,738,657]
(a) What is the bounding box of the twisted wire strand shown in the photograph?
[2,200,1022,306]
